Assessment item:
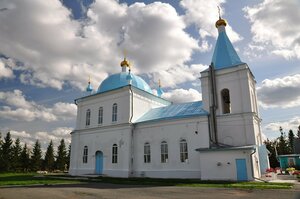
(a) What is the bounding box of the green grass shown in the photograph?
[0,173,294,189]
[89,176,293,189]
[0,173,82,186]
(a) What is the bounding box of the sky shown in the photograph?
[0,0,300,151]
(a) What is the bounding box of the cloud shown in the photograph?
[150,64,208,88]
[181,0,242,50]
[162,88,202,103]
[257,74,300,108]
[244,0,300,59]
[0,60,14,79]
[0,90,76,122]
[9,127,72,152]
[264,116,300,134]
[0,0,198,91]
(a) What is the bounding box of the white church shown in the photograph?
[69,15,269,181]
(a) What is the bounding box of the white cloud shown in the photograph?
[264,117,300,134]
[162,88,202,103]
[0,90,76,122]
[181,0,242,47]
[0,60,14,79]
[244,0,300,59]
[257,74,300,108]
[0,0,198,90]
[9,127,72,152]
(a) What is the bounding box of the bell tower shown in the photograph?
[200,13,261,147]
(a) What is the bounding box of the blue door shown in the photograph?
[236,159,248,181]
[95,151,103,175]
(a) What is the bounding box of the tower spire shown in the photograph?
[86,75,93,94]
[157,79,164,97]
[120,49,130,72]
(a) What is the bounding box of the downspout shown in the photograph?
[129,85,135,176]
[250,148,267,182]
[208,63,218,146]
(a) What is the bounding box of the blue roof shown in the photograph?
[97,72,153,94]
[212,30,244,70]
[135,101,208,123]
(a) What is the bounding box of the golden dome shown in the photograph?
[215,17,227,28]
[120,58,130,67]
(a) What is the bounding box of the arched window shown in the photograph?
[161,141,168,163]
[180,139,188,163]
[221,89,231,114]
[86,109,91,126]
[144,142,151,163]
[83,146,88,163]
[98,107,103,124]
[112,103,117,122]
[112,144,118,164]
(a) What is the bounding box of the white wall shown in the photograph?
[199,150,254,181]
[132,117,210,178]
[69,124,132,177]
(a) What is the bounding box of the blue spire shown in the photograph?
[212,18,243,70]
[157,79,164,97]
[86,76,93,94]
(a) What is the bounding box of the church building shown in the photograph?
[69,15,269,181]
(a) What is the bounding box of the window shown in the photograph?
[161,141,168,163]
[180,139,188,163]
[144,142,151,163]
[86,109,91,126]
[83,146,88,163]
[112,103,117,122]
[221,89,231,114]
[98,107,103,124]
[112,144,118,164]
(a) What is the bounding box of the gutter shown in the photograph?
[250,147,268,182]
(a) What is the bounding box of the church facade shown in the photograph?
[69,16,269,181]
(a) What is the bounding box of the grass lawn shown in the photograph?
[90,176,293,189]
[0,173,82,186]
[0,173,294,189]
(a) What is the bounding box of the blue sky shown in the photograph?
[0,0,300,150]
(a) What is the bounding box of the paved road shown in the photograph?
[0,183,299,199]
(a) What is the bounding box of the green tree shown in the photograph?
[44,140,55,171]
[20,143,30,172]
[0,132,3,171]
[55,139,68,171]
[12,138,22,171]
[277,127,289,155]
[66,144,71,169]
[264,139,279,168]
[1,132,13,171]
[288,129,295,153]
[298,125,300,138]
[31,140,42,171]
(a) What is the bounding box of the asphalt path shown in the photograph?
[0,183,299,199]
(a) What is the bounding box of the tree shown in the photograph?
[55,139,68,171]
[298,125,300,138]
[31,140,42,171]
[288,129,295,154]
[264,139,279,168]
[0,132,3,171]
[44,140,55,171]
[20,143,30,172]
[12,138,22,171]
[277,127,289,155]
[1,132,13,171]
[66,144,71,170]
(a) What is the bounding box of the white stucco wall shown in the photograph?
[199,150,254,181]
[132,117,210,178]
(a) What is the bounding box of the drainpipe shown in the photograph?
[250,148,267,182]
[129,85,135,176]
[208,63,218,146]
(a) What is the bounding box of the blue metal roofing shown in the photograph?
[135,101,208,123]
[212,30,244,70]
[97,72,153,94]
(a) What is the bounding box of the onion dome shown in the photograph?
[120,58,130,68]
[86,77,93,93]
[157,79,164,97]
[215,17,227,28]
